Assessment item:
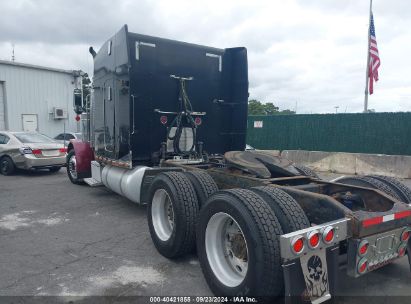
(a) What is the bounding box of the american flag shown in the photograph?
[368,12,380,95]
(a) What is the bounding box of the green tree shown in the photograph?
[277,109,296,115]
[248,99,266,115]
[263,102,279,115]
[248,99,295,115]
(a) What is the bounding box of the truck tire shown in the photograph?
[147,172,199,258]
[0,156,15,175]
[294,164,319,178]
[366,175,411,204]
[337,176,402,201]
[196,189,284,297]
[251,186,310,233]
[66,150,84,185]
[184,171,218,208]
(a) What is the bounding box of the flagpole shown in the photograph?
[364,0,373,113]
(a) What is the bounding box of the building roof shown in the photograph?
[0,59,77,76]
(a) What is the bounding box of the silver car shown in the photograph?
[54,132,82,146]
[0,132,66,175]
[245,144,256,150]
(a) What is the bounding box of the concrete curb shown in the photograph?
[281,150,411,179]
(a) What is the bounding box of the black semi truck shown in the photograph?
[67,25,411,303]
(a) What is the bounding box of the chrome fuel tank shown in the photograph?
[101,165,150,204]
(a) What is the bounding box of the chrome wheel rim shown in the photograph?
[152,189,175,241]
[68,154,78,179]
[205,212,248,287]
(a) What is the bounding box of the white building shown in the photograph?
[0,60,81,137]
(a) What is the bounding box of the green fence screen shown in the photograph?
[247,112,411,155]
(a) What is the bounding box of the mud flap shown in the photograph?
[280,219,348,303]
[283,245,339,304]
[300,249,331,304]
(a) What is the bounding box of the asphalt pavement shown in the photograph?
[0,169,411,302]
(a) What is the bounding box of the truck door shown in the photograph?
[131,41,157,162]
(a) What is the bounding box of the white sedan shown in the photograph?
[54,132,82,146]
[0,132,67,175]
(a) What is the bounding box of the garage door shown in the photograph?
[0,83,5,130]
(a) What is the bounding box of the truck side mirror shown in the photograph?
[73,89,84,114]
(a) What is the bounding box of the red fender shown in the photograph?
[68,140,94,178]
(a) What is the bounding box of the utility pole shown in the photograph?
[11,44,15,62]
[364,0,373,113]
[81,74,84,109]
[335,106,339,114]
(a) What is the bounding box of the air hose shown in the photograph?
[167,78,197,155]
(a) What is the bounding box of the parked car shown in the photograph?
[54,132,82,146]
[0,132,67,175]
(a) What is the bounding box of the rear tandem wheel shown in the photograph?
[183,171,219,208]
[337,176,402,201]
[251,186,310,233]
[366,175,411,204]
[196,188,284,297]
[147,172,199,258]
[293,164,319,178]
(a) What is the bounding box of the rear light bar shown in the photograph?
[401,228,411,242]
[358,240,369,257]
[59,148,67,153]
[357,257,368,274]
[32,149,42,155]
[280,218,349,261]
[362,210,411,227]
[323,226,335,244]
[349,225,410,277]
[308,230,320,249]
[291,236,305,254]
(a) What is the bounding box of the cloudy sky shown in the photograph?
[0,0,410,113]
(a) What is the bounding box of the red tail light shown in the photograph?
[59,148,67,153]
[357,258,368,274]
[358,240,369,257]
[308,231,320,249]
[32,149,42,155]
[398,245,407,257]
[195,117,202,126]
[291,236,305,254]
[401,229,411,242]
[323,226,335,244]
[160,116,168,125]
